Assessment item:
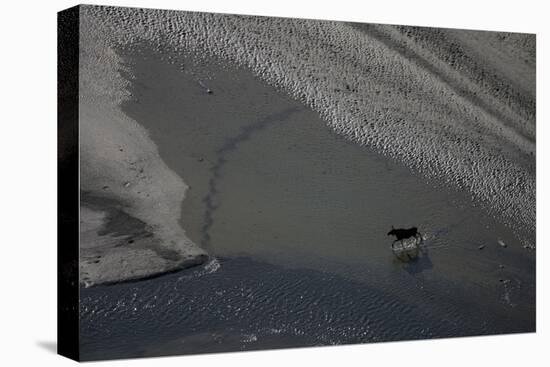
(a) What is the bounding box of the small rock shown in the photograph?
[498,240,507,248]
[499,264,505,269]
[478,245,485,250]
[102,185,109,190]
[206,89,213,94]
[123,182,130,188]
[198,157,204,162]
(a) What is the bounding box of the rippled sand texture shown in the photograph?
[83,5,535,246]
[77,5,536,359]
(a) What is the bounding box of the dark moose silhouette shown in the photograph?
[387,226,422,244]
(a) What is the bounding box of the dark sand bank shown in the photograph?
[78,43,535,358]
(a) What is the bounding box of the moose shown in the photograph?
[387,226,423,245]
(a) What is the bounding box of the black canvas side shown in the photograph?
[57,5,80,362]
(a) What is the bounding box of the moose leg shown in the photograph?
[392,239,401,251]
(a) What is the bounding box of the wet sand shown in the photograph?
[76,5,535,359]
[81,5,536,241]
[78,43,534,359]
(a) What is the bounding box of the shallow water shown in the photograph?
[80,256,529,360]
[79,44,535,360]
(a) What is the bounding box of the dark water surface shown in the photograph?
[80,44,535,360]
[80,257,526,360]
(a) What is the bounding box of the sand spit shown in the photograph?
[81,5,535,245]
[79,10,207,286]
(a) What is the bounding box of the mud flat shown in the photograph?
[77,5,535,355]
[82,5,536,246]
[120,44,535,318]
[78,43,534,357]
[79,5,535,285]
